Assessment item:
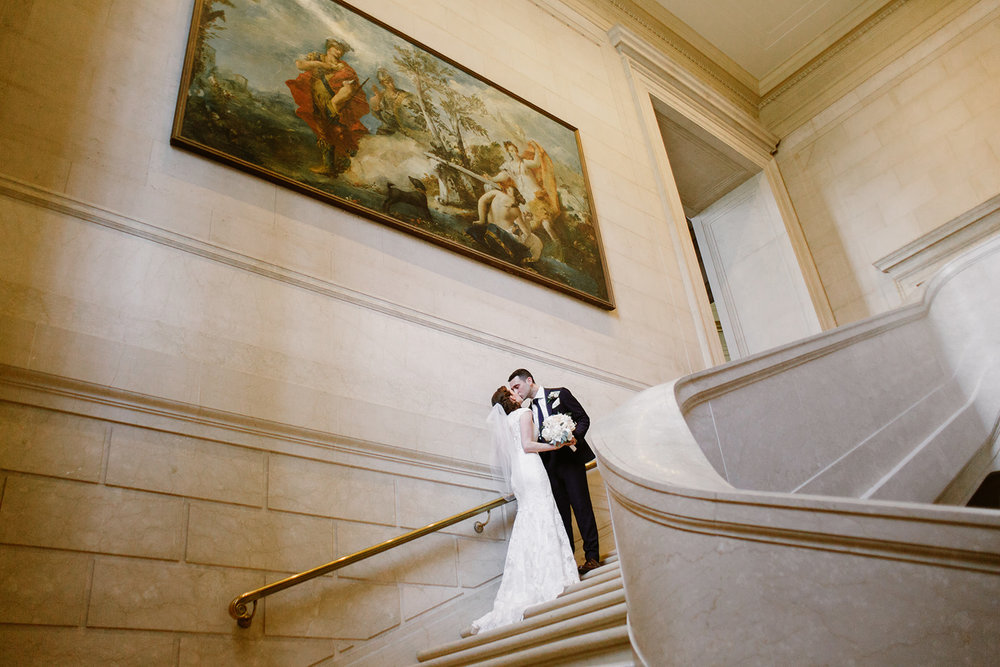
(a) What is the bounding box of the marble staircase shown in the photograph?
[415,552,633,666]
[589,237,1000,664]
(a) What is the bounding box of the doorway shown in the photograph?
[654,103,821,360]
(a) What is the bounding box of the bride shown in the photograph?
[470,386,580,634]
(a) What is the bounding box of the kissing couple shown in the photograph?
[470,368,602,635]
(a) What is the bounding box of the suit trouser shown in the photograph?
[548,458,600,561]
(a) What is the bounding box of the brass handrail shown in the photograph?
[228,459,597,627]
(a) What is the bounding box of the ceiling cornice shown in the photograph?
[553,0,761,115]
[608,0,761,112]
[556,0,979,138]
[759,0,982,136]
[609,24,779,159]
[758,0,909,108]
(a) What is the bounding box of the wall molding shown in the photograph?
[607,483,1000,573]
[607,0,759,109]
[528,0,609,46]
[758,0,910,108]
[609,24,778,161]
[0,363,494,489]
[0,174,647,393]
[764,0,986,138]
[874,193,1000,298]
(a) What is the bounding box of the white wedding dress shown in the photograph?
[471,406,580,634]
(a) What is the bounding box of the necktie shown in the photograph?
[533,398,544,429]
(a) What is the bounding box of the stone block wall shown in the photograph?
[0,382,558,663]
[0,2,646,657]
[776,0,1000,324]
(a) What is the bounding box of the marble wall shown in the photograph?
[776,0,1000,324]
[691,172,821,359]
[0,379,617,663]
[3,0,998,661]
[0,0,661,660]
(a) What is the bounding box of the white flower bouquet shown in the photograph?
[541,413,576,451]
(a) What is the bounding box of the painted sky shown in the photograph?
[205,0,583,170]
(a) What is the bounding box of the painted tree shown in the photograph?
[392,46,449,151]
[438,86,489,168]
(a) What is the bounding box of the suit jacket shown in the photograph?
[536,386,594,469]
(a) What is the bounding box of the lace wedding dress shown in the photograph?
[471,406,580,634]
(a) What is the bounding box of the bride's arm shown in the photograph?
[518,410,563,453]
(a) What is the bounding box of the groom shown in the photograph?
[508,368,601,575]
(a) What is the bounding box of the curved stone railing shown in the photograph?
[590,236,1000,664]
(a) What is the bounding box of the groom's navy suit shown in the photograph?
[534,386,600,562]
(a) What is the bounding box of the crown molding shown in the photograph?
[607,0,760,112]
[559,0,760,112]
[757,0,898,94]
[759,0,908,108]
[759,0,982,136]
[623,0,757,93]
[609,25,778,160]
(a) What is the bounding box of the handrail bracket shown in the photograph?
[474,509,492,533]
[229,598,257,628]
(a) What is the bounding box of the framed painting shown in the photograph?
[171,0,614,309]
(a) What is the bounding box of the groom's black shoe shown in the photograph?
[578,557,602,576]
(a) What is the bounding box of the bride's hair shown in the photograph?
[491,386,520,414]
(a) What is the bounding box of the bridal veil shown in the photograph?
[487,403,516,499]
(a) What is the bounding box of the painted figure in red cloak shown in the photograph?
[286,38,370,176]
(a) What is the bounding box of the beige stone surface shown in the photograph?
[778,5,1000,323]
[88,558,265,633]
[28,322,124,386]
[0,627,178,666]
[0,313,34,367]
[0,475,185,559]
[590,239,1000,663]
[1,0,996,661]
[0,401,106,481]
[267,454,395,523]
[186,502,335,573]
[0,546,90,626]
[456,535,507,588]
[395,476,507,540]
[335,521,457,586]
[263,575,400,639]
[400,584,463,621]
[106,426,266,506]
[177,634,334,666]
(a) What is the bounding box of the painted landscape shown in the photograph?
[172,0,612,307]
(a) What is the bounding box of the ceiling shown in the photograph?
[646,0,891,217]
[654,101,758,219]
[650,0,890,88]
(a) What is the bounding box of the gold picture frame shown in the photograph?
[171,0,614,309]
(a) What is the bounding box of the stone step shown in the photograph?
[419,548,629,665]
[455,553,620,639]
[570,561,621,591]
[421,587,626,663]
[418,604,629,666]
[466,625,632,667]
[523,575,623,619]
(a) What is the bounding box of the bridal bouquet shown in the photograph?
[541,413,576,451]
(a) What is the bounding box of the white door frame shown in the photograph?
[609,24,835,367]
